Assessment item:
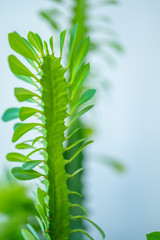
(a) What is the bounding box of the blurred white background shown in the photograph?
[1,1,160,240]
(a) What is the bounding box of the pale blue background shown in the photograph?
[1,1,160,240]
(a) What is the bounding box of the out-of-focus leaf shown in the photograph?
[22,229,36,240]
[98,155,125,172]
[27,224,40,240]
[37,187,47,211]
[108,41,123,53]
[36,203,47,226]
[2,108,19,122]
[40,11,59,31]
[146,232,160,240]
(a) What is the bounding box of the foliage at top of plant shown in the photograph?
[2,25,105,240]
[40,0,123,90]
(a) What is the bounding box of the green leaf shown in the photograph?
[72,229,94,240]
[71,63,90,98]
[2,108,19,122]
[32,136,45,146]
[49,36,54,53]
[35,216,45,234]
[22,160,43,170]
[36,33,44,52]
[27,32,43,55]
[15,74,37,86]
[37,187,47,211]
[36,203,47,227]
[23,148,45,161]
[70,89,96,115]
[8,32,38,63]
[44,40,49,54]
[146,232,160,240]
[16,142,34,149]
[67,24,78,67]
[78,89,96,106]
[60,30,66,57]
[40,10,59,31]
[72,37,90,78]
[12,123,42,142]
[27,224,40,240]
[69,105,94,127]
[22,229,36,240]
[15,88,40,102]
[108,41,123,53]
[19,107,43,121]
[70,168,83,178]
[8,55,38,79]
[6,152,31,162]
[74,216,105,239]
[68,140,93,163]
[14,122,24,130]
[99,155,125,172]
[12,167,42,180]
[72,204,87,216]
[66,138,87,150]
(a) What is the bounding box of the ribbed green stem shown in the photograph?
[41,54,70,240]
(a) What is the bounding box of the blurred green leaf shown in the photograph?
[108,41,124,53]
[99,155,125,172]
[146,232,160,240]
[22,229,36,240]
[27,224,40,240]
[2,108,19,122]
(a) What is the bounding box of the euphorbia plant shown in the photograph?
[3,25,105,240]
